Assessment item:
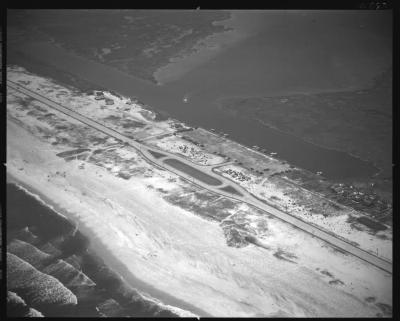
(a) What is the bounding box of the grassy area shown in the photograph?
[219,185,243,196]
[283,169,392,226]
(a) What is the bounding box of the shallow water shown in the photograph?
[8,10,391,180]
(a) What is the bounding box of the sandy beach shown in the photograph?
[7,113,392,317]
[6,151,208,318]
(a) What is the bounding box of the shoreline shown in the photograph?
[6,172,209,318]
[214,80,391,180]
[255,119,382,179]
[8,43,381,181]
[6,84,392,317]
[153,10,246,86]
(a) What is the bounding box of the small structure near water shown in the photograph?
[105,98,114,105]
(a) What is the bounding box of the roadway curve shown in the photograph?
[7,80,392,274]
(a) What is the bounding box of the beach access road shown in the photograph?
[7,80,392,274]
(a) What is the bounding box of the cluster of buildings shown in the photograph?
[330,183,388,209]
[176,143,211,164]
[94,91,114,105]
[224,168,251,182]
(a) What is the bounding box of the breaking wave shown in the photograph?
[7,182,199,317]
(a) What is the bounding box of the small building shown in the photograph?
[105,99,114,105]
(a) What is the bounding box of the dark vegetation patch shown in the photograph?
[55,124,69,130]
[320,270,334,278]
[273,249,298,263]
[64,156,76,162]
[117,172,132,180]
[223,228,249,248]
[121,120,146,129]
[93,149,104,155]
[191,190,219,203]
[283,169,392,227]
[27,110,40,116]
[328,279,344,286]
[14,96,35,109]
[56,148,91,158]
[148,150,166,159]
[34,105,48,113]
[356,216,387,232]
[103,115,121,121]
[219,185,243,196]
[163,192,232,222]
[375,233,389,240]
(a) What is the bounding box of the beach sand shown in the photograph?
[6,115,392,317]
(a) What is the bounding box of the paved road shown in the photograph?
[8,80,392,274]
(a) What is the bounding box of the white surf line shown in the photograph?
[8,80,392,274]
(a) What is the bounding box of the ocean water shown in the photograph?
[6,182,199,317]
